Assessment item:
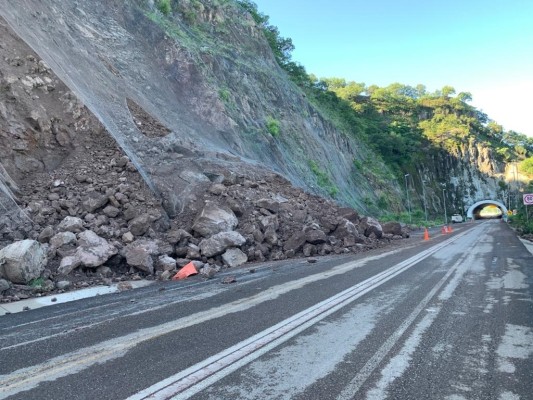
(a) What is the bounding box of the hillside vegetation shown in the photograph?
[236,0,533,166]
[236,0,533,226]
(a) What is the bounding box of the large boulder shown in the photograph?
[199,231,246,258]
[58,256,81,276]
[333,218,366,247]
[255,198,280,213]
[283,230,307,253]
[318,216,339,234]
[157,255,176,271]
[337,207,360,224]
[58,231,118,274]
[38,226,55,243]
[57,216,84,233]
[82,193,109,213]
[333,218,358,239]
[222,248,248,267]
[49,231,77,250]
[192,201,238,237]
[263,226,279,246]
[360,217,383,239]
[304,225,327,245]
[259,215,279,231]
[0,278,10,293]
[123,240,160,274]
[128,213,152,236]
[166,229,192,245]
[0,240,48,284]
[382,221,402,236]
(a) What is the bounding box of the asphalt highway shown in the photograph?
[0,220,531,400]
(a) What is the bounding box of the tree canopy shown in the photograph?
[237,0,533,172]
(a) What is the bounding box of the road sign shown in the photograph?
[524,194,533,205]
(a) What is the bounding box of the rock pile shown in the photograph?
[0,82,411,300]
[0,22,409,302]
[0,155,409,302]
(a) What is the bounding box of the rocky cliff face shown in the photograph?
[411,140,521,215]
[0,0,397,216]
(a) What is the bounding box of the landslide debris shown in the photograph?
[0,14,409,303]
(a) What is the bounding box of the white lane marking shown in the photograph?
[365,248,483,399]
[0,252,408,346]
[206,290,406,400]
[366,313,436,400]
[337,243,479,400]
[519,238,533,255]
[0,227,475,400]
[0,279,226,337]
[127,228,477,400]
[0,281,153,316]
[0,245,411,398]
[0,284,230,350]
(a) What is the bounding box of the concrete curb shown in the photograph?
[0,280,153,316]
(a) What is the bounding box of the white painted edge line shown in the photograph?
[0,280,153,316]
[519,238,533,256]
[127,226,478,400]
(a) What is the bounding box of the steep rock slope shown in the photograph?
[408,140,525,217]
[0,13,409,301]
[0,0,398,215]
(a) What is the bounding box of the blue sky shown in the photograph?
[253,0,533,137]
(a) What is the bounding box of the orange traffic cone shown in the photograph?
[172,262,198,280]
[423,228,429,241]
[448,225,453,233]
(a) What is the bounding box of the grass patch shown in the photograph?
[157,0,171,15]
[29,277,44,288]
[219,88,231,102]
[308,160,339,197]
[266,116,280,137]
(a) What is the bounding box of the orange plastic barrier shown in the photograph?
[172,262,198,280]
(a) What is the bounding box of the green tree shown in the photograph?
[487,121,503,138]
[321,77,346,90]
[236,0,294,66]
[415,84,427,97]
[456,92,472,102]
[322,78,366,102]
[520,157,533,176]
[157,0,171,15]
[441,85,456,97]
[337,82,366,101]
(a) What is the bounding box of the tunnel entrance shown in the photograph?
[466,200,508,220]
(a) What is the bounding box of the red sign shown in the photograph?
[524,193,533,205]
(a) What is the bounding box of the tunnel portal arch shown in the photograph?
[466,200,508,220]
